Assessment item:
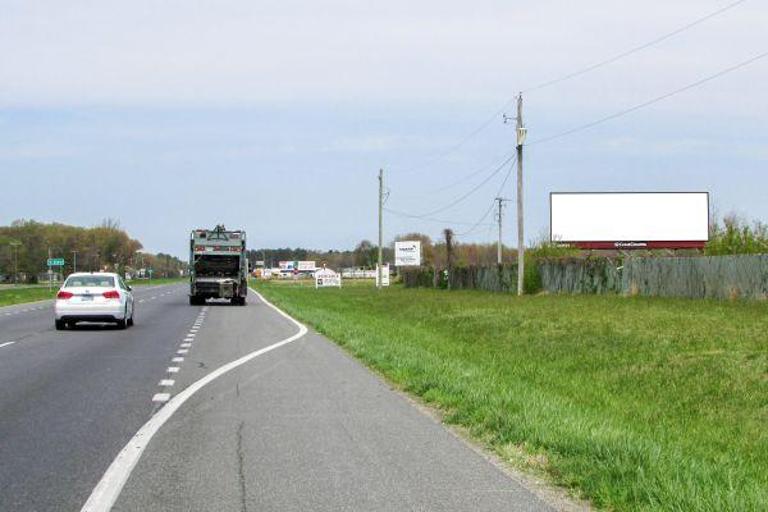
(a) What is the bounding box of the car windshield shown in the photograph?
[64,276,115,288]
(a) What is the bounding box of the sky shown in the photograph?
[0,0,766,258]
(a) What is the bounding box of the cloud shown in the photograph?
[0,0,765,115]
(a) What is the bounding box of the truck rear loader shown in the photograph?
[189,225,248,305]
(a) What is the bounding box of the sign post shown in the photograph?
[375,264,390,287]
[47,258,65,291]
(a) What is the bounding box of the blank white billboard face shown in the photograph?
[551,193,709,243]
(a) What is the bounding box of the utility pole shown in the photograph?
[72,250,78,273]
[377,169,384,290]
[10,241,20,286]
[495,197,511,264]
[507,94,527,295]
[516,94,525,296]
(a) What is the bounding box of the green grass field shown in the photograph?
[0,277,186,307]
[255,281,768,511]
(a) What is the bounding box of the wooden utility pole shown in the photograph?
[515,94,527,296]
[495,197,510,264]
[377,169,384,290]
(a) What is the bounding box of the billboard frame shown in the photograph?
[549,191,710,250]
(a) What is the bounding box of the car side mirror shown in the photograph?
[127,286,132,291]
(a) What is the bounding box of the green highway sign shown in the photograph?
[47,258,65,266]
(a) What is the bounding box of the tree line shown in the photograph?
[0,219,185,283]
[247,214,767,274]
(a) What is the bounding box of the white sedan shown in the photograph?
[54,272,135,330]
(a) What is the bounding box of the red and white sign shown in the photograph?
[550,192,709,250]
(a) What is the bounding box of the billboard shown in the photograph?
[395,241,422,266]
[550,192,709,249]
[279,261,316,272]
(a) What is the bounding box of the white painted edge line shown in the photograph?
[0,341,16,349]
[80,287,307,512]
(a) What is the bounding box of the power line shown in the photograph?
[391,154,516,218]
[384,207,494,227]
[530,50,768,146]
[456,161,515,237]
[389,0,749,174]
[523,0,749,93]
[389,98,515,176]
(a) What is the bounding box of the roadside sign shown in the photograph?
[395,241,421,267]
[47,258,65,266]
[315,268,341,288]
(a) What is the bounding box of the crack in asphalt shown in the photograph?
[236,421,248,512]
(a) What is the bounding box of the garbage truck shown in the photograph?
[189,225,248,305]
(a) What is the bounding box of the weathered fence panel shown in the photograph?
[622,254,768,300]
[538,258,622,295]
[402,254,768,300]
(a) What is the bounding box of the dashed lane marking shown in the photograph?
[172,357,184,363]
[81,288,307,512]
[158,379,175,387]
[167,367,179,373]
[177,349,188,355]
[151,393,170,403]
[0,341,16,349]
[180,343,191,348]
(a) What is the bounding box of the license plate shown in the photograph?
[80,295,93,302]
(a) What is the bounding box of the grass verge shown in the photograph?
[254,281,768,511]
[0,277,186,307]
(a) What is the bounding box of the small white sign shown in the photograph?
[376,264,390,287]
[395,241,421,267]
[315,268,341,288]
[297,260,317,272]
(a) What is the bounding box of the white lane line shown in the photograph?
[152,393,171,403]
[81,288,307,512]
[167,367,179,373]
[158,379,175,386]
[0,341,16,349]
[187,333,196,338]
[180,343,191,348]
[177,349,188,355]
[183,337,193,342]
[138,299,145,303]
[172,357,184,363]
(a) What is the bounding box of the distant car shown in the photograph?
[54,272,135,330]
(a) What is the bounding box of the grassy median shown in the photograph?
[255,280,768,511]
[0,278,186,307]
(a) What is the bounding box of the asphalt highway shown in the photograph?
[0,285,557,512]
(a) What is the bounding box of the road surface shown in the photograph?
[0,284,556,511]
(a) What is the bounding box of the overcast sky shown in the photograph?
[1,0,766,257]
